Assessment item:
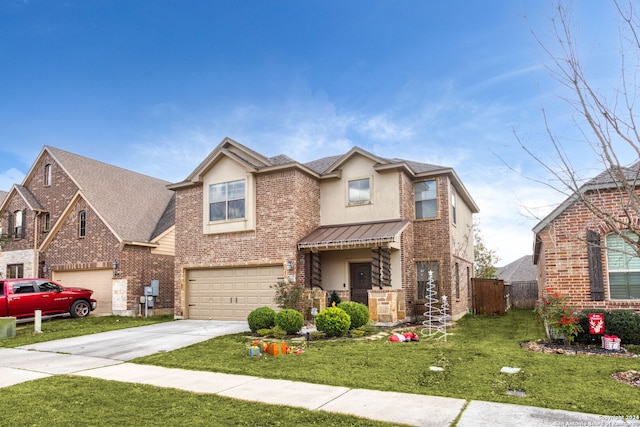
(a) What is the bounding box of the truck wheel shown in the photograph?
[70,300,91,318]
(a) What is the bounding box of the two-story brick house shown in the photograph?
[169,138,478,323]
[533,162,640,311]
[0,146,176,315]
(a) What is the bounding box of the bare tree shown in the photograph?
[521,0,640,256]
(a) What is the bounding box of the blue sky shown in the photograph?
[0,1,626,265]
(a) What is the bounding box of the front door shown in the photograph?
[350,262,372,306]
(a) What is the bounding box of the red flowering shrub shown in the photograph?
[534,287,583,345]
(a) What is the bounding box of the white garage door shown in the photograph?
[186,265,283,320]
[53,269,113,316]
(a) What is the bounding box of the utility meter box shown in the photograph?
[150,280,160,296]
[146,295,154,308]
[144,286,153,296]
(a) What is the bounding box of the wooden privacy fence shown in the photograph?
[508,281,538,309]
[471,278,508,315]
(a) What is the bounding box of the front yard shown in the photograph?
[135,309,640,416]
[1,309,638,421]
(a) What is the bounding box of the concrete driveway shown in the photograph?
[16,319,249,361]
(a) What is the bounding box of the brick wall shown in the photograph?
[43,198,121,268]
[120,245,174,311]
[537,189,640,311]
[173,168,320,316]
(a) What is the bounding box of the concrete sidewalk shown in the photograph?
[0,321,637,426]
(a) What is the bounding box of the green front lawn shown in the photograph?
[135,310,640,416]
[0,377,404,427]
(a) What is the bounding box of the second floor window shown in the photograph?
[451,187,457,225]
[209,179,245,221]
[348,178,370,204]
[14,210,23,239]
[44,164,52,186]
[78,211,86,237]
[414,180,437,219]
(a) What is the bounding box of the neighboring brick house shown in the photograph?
[169,138,478,323]
[533,162,640,311]
[0,146,175,316]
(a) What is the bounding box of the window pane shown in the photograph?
[416,261,440,299]
[209,202,226,221]
[349,178,370,203]
[607,232,640,270]
[414,180,436,201]
[227,180,245,200]
[228,199,245,219]
[416,200,437,219]
[630,272,640,298]
[609,273,630,299]
[209,183,227,203]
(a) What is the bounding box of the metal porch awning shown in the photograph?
[297,219,409,250]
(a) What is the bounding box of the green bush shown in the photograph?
[337,301,369,329]
[315,307,350,337]
[247,307,276,333]
[576,309,640,345]
[274,309,304,334]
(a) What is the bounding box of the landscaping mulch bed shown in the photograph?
[521,340,638,357]
[521,340,640,389]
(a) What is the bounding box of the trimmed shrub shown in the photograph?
[274,309,304,334]
[315,307,351,337]
[247,306,276,333]
[337,301,369,329]
[576,309,640,345]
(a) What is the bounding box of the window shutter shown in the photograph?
[7,212,13,238]
[20,209,26,239]
[587,230,604,301]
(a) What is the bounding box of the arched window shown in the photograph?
[78,211,86,237]
[606,232,640,299]
[14,210,23,239]
[44,164,52,186]
[43,212,50,232]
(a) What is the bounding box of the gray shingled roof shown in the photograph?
[0,190,8,205]
[46,146,175,243]
[14,185,44,211]
[497,255,536,283]
[303,155,343,174]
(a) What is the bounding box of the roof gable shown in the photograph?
[0,184,45,213]
[41,146,174,244]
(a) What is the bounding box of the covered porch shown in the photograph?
[298,219,409,325]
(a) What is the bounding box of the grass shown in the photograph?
[0,377,404,427]
[0,314,173,348]
[2,309,638,422]
[134,310,640,416]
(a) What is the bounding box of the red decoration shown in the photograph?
[588,313,605,335]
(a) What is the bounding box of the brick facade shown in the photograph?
[1,148,175,315]
[173,168,320,317]
[172,140,477,322]
[536,188,640,311]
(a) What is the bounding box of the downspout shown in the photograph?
[33,212,39,277]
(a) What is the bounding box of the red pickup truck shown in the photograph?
[0,278,97,319]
